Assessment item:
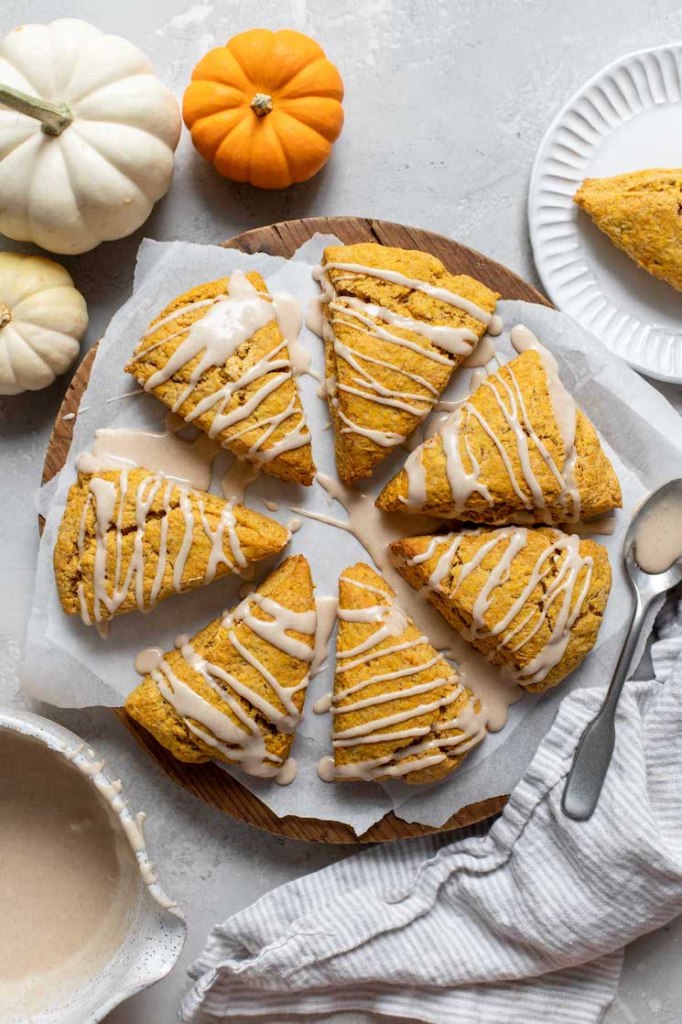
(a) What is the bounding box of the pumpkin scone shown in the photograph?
[574,169,682,291]
[318,562,487,784]
[391,527,611,693]
[125,556,315,781]
[54,466,290,625]
[316,242,499,484]
[126,270,315,485]
[377,345,621,524]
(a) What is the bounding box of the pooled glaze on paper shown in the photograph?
[271,291,320,381]
[463,333,497,367]
[220,456,261,503]
[76,425,217,490]
[0,731,137,1016]
[311,595,339,679]
[134,646,164,674]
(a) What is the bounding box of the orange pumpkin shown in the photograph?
[183,29,344,190]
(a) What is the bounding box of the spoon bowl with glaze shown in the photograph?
[562,479,682,820]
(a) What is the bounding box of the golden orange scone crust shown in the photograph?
[320,243,499,485]
[53,467,290,623]
[377,349,621,523]
[125,555,315,775]
[575,169,682,291]
[126,272,315,485]
[330,562,486,783]
[391,527,611,692]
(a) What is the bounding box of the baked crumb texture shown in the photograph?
[125,556,315,778]
[391,527,611,693]
[377,349,621,523]
[53,467,289,624]
[329,562,487,784]
[575,168,682,291]
[125,271,315,485]
[320,242,499,484]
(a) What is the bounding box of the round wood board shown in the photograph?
[42,216,551,844]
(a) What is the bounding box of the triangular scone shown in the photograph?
[125,271,315,485]
[125,556,315,781]
[317,243,499,484]
[377,348,621,524]
[575,169,682,291]
[320,562,487,784]
[391,527,611,693]
[53,466,290,625]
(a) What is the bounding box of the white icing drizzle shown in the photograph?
[73,467,247,624]
[317,574,486,782]
[313,256,495,453]
[404,336,581,520]
[130,271,310,465]
[149,589,316,781]
[317,262,493,324]
[408,528,594,687]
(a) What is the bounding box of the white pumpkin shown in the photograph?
[0,19,182,255]
[0,252,88,394]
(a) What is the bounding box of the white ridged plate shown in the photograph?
[529,43,682,382]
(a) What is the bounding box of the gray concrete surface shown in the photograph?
[2,1,682,1021]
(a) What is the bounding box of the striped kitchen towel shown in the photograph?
[181,595,682,1024]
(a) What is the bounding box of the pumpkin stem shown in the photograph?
[250,93,273,117]
[0,303,11,329]
[0,84,73,136]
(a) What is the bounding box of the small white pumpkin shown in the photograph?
[0,252,88,394]
[0,19,182,255]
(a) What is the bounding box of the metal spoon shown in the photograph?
[562,479,682,821]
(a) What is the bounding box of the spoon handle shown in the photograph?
[562,588,648,821]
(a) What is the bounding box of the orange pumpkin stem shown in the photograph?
[250,93,273,116]
[0,303,11,329]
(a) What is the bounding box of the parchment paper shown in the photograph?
[24,237,682,835]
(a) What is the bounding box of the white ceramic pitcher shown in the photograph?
[0,708,186,1023]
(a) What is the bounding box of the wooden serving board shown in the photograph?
[42,216,551,844]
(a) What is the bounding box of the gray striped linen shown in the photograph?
[181,597,682,1024]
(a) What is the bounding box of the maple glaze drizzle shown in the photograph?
[318,574,486,782]
[149,590,317,783]
[408,527,594,687]
[128,271,310,465]
[73,466,249,625]
[404,331,581,521]
[313,258,494,451]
